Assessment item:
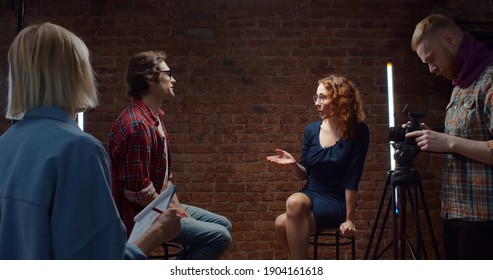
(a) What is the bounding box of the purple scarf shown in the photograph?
[453,32,493,88]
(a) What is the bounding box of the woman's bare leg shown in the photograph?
[284,193,317,259]
[275,213,289,257]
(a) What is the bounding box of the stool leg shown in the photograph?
[312,231,356,260]
[163,243,169,260]
[313,234,319,260]
[335,233,340,260]
[351,236,356,260]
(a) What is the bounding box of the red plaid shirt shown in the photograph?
[109,98,171,235]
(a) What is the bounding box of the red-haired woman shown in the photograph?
[267,75,370,259]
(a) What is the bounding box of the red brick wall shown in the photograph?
[1,0,491,259]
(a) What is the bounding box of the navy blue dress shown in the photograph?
[298,121,370,230]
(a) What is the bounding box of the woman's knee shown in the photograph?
[275,214,287,232]
[285,194,310,216]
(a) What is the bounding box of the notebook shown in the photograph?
[128,184,176,243]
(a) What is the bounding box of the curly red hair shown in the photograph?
[319,75,365,139]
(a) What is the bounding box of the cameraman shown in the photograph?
[406,14,493,259]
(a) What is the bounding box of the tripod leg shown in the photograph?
[416,174,441,259]
[404,183,423,259]
[402,170,440,259]
[396,184,408,259]
[364,171,392,260]
[412,183,423,259]
[373,187,394,259]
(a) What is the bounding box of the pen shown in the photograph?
[153,207,188,218]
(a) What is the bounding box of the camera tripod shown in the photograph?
[364,163,440,260]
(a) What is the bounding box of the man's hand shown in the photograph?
[406,123,453,153]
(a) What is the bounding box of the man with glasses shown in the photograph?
[109,51,232,259]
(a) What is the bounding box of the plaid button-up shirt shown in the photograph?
[441,64,493,221]
[109,98,171,234]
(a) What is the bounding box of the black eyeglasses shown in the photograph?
[312,94,327,103]
[156,69,172,79]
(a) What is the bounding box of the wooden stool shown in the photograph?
[310,229,356,260]
[148,242,185,260]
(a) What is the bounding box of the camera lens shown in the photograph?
[389,127,406,143]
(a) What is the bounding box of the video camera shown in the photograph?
[388,105,425,166]
[388,112,424,145]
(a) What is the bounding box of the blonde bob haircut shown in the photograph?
[6,22,98,120]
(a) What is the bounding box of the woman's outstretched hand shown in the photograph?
[266,149,296,165]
